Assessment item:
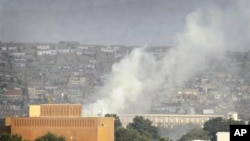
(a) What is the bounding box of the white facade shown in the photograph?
[216,132,229,141]
[203,109,214,114]
[28,87,45,100]
[37,46,50,50]
[37,45,57,55]
[11,52,25,57]
[37,50,57,55]
[119,114,224,128]
[227,111,238,120]
[69,76,86,85]
[101,46,114,53]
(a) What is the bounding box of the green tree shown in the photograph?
[0,133,22,141]
[115,127,151,141]
[159,137,172,141]
[35,132,65,141]
[105,113,122,129]
[203,117,245,141]
[127,116,160,140]
[177,128,210,141]
[104,114,172,141]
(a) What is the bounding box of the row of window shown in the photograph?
[40,107,81,116]
[122,117,220,124]
[13,119,95,127]
[147,117,211,122]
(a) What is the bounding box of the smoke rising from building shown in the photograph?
[85,1,250,116]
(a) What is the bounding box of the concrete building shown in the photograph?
[37,46,57,56]
[1,104,114,141]
[68,76,86,85]
[227,111,238,120]
[216,132,229,141]
[4,88,23,100]
[119,114,224,128]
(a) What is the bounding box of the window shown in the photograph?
[77,119,79,126]
[13,119,16,126]
[80,120,83,126]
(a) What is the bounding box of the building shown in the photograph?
[37,46,57,56]
[4,88,23,100]
[1,104,114,141]
[227,111,238,120]
[216,132,229,141]
[68,76,86,85]
[119,114,224,128]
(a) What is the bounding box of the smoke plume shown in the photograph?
[85,1,250,116]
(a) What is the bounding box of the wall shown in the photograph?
[10,117,114,141]
[97,118,115,141]
[29,104,82,117]
[29,105,41,117]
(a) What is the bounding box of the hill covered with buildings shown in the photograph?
[0,42,250,120]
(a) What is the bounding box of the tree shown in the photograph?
[158,123,200,141]
[35,132,65,141]
[105,113,122,129]
[177,128,210,141]
[127,116,160,140]
[203,117,245,141]
[0,133,22,141]
[115,127,151,141]
[159,137,172,141]
[104,114,172,141]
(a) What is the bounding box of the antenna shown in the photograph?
[97,108,103,117]
[48,94,53,104]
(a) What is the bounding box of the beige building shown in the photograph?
[69,76,86,85]
[216,132,229,141]
[1,104,114,141]
[119,114,224,128]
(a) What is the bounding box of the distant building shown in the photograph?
[0,104,114,141]
[119,114,224,128]
[227,111,238,120]
[203,109,215,114]
[4,88,23,100]
[37,46,57,56]
[68,76,86,85]
[101,46,114,53]
[28,86,45,102]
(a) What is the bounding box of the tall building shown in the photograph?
[1,104,114,141]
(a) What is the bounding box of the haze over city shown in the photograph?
[1,0,247,47]
[1,0,250,141]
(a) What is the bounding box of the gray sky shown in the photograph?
[0,0,236,45]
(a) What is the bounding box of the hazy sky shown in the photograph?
[0,0,234,45]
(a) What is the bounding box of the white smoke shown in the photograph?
[85,1,250,116]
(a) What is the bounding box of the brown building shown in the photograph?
[1,104,114,141]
